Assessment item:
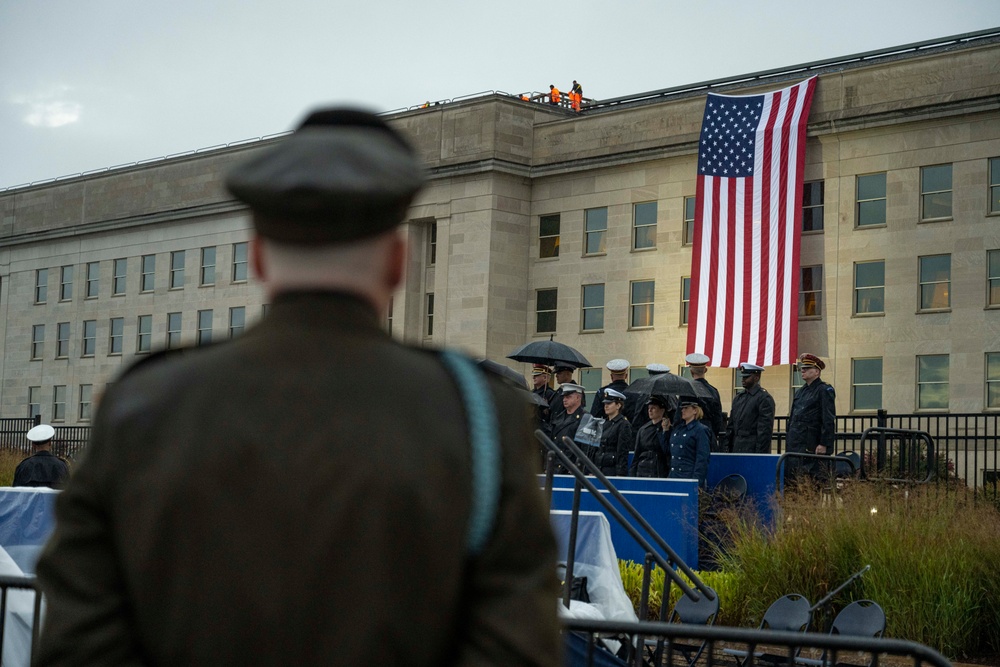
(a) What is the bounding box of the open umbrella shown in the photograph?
[623,373,713,424]
[476,358,528,390]
[506,336,591,369]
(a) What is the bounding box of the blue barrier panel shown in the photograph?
[0,487,58,575]
[541,475,700,569]
[706,453,778,525]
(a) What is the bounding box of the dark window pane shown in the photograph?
[540,215,560,237]
[802,207,824,232]
[854,358,882,384]
[853,385,882,411]
[586,231,606,255]
[634,202,656,227]
[855,262,884,287]
[857,174,886,200]
[585,208,607,232]
[583,284,604,308]
[539,237,560,258]
[922,192,952,219]
[920,255,950,282]
[803,181,824,206]
[537,289,558,311]
[583,309,604,331]
[634,226,656,249]
[858,200,886,226]
[921,164,952,193]
[536,311,556,333]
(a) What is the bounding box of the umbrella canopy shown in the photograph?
[623,373,712,418]
[506,338,591,369]
[477,358,528,390]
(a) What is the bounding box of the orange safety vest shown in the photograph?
[550,87,561,104]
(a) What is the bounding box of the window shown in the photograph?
[681,277,691,325]
[428,222,437,265]
[425,294,434,337]
[853,261,885,315]
[137,315,152,353]
[802,181,824,232]
[86,261,100,298]
[800,266,823,318]
[53,385,67,421]
[630,368,650,382]
[34,269,47,304]
[679,366,693,380]
[581,284,605,331]
[28,387,41,419]
[584,208,607,255]
[197,310,213,345]
[79,384,93,421]
[990,158,1000,215]
[539,214,560,259]
[229,307,246,338]
[166,312,182,349]
[856,173,887,227]
[630,280,654,328]
[31,325,44,360]
[232,242,248,282]
[580,368,603,407]
[733,369,744,396]
[921,164,952,220]
[918,254,950,310]
[987,353,1000,409]
[113,258,127,295]
[683,197,696,246]
[852,358,883,411]
[199,247,216,286]
[56,322,70,358]
[990,250,1000,307]
[140,255,155,292]
[109,317,124,354]
[633,202,657,250]
[170,251,185,289]
[791,365,805,399]
[82,320,96,356]
[536,288,557,333]
[917,354,949,410]
[59,265,73,301]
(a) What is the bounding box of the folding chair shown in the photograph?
[723,593,812,666]
[712,473,748,503]
[646,585,720,667]
[796,600,886,667]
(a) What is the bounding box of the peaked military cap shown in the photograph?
[560,383,585,395]
[603,388,626,402]
[685,353,710,367]
[797,353,826,370]
[739,362,765,375]
[226,107,425,245]
[646,363,670,374]
[606,359,630,373]
[532,364,552,376]
[678,395,700,408]
[27,424,55,443]
[552,364,575,374]
[645,394,669,408]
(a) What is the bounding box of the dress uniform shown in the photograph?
[668,396,712,488]
[592,388,633,476]
[726,363,776,454]
[787,353,837,481]
[629,394,670,478]
[35,108,559,666]
[684,353,724,452]
[590,358,630,420]
[12,424,69,489]
[548,364,585,424]
[549,383,588,472]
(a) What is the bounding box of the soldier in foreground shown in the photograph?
[35,108,560,666]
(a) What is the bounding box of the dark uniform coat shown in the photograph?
[726,383,776,454]
[629,420,669,478]
[549,407,586,472]
[593,414,633,476]
[12,450,69,489]
[589,379,629,420]
[668,419,712,488]
[34,292,559,666]
[548,385,586,425]
[695,377,725,451]
[787,378,837,479]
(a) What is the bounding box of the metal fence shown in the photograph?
[0,417,92,460]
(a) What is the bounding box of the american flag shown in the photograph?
[686,77,816,368]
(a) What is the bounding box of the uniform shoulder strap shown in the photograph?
[438,349,501,557]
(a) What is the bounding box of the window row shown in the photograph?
[535,281,658,333]
[27,384,96,422]
[536,158,1000,259]
[32,243,249,304]
[29,307,257,359]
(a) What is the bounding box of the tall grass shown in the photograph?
[0,448,27,486]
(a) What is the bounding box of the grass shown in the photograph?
[0,448,27,486]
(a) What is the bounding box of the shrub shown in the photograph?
[0,448,26,486]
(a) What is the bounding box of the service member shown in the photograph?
[668,396,712,488]
[548,363,584,423]
[531,364,556,423]
[550,383,588,472]
[786,353,837,482]
[726,363,776,454]
[630,394,671,477]
[592,388,633,476]
[35,108,559,666]
[13,424,69,489]
[685,353,724,451]
[591,358,630,420]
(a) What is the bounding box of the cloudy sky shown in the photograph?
[1,1,997,189]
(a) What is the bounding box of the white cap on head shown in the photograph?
[646,363,670,374]
[26,424,55,443]
[685,353,710,367]
[560,383,585,395]
[606,359,630,373]
[603,388,626,402]
[739,362,765,374]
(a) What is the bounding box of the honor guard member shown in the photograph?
[726,363,776,453]
[531,364,556,423]
[668,396,712,488]
[591,358,630,420]
[35,107,559,666]
[593,388,633,476]
[549,363,584,423]
[550,383,588,472]
[786,353,837,482]
[684,353,724,451]
[626,363,676,430]
[13,424,70,489]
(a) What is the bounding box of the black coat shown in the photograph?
[787,378,837,479]
[630,420,669,478]
[549,385,587,424]
[590,379,629,420]
[592,414,633,476]
[695,377,725,451]
[12,450,69,489]
[726,383,776,453]
[550,407,586,471]
[35,292,559,666]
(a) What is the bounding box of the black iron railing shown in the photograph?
[0,417,91,460]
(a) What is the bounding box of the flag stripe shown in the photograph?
[686,77,816,368]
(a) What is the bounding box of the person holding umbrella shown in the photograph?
[592,388,633,476]
[630,394,671,478]
[548,364,587,424]
[669,396,712,488]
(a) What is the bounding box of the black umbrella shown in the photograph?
[506,336,591,369]
[623,373,712,422]
[477,358,528,390]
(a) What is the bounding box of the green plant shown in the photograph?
[0,448,27,486]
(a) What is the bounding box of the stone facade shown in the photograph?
[1,36,999,425]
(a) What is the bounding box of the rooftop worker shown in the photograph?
[684,352,724,452]
[34,108,560,666]
[569,80,583,111]
[591,358,630,420]
[13,424,69,489]
[726,363,776,454]
[549,84,561,106]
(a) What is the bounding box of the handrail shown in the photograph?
[0,574,43,663]
[775,451,856,496]
[859,426,937,484]
[537,430,713,604]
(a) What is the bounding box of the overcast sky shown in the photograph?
[1,1,997,189]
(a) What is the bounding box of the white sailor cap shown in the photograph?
[606,359,630,373]
[739,362,765,375]
[26,424,55,443]
[602,388,626,402]
[646,363,670,374]
[560,383,586,395]
[685,353,710,367]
